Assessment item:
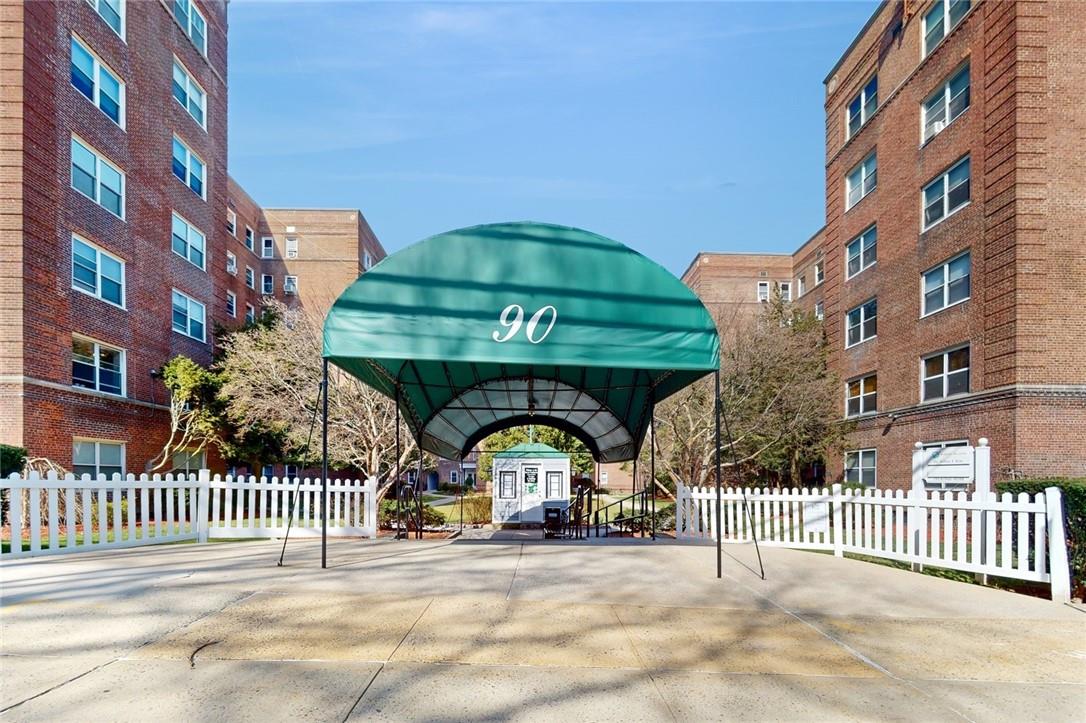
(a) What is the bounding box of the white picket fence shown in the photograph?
[676,483,1072,602]
[1,470,377,560]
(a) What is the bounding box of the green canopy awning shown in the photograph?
[323,222,719,463]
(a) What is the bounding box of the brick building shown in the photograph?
[685,0,1086,489]
[0,1,384,476]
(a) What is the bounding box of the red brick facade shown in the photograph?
[684,0,1086,489]
[0,1,385,476]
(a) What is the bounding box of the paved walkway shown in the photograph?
[1,539,1083,722]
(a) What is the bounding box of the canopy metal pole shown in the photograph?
[459,457,464,533]
[714,369,722,579]
[650,394,656,541]
[395,389,401,540]
[416,434,424,539]
[321,357,329,570]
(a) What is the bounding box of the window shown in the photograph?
[923,64,970,142]
[72,337,124,396]
[923,156,970,229]
[73,439,124,478]
[172,59,206,128]
[797,276,806,298]
[225,290,236,318]
[71,136,124,218]
[363,251,373,270]
[814,260,825,285]
[171,449,205,475]
[244,226,254,251]
[227,209,236,236]
[284,275,298,295]
[846,374,877,417]
[171,289,206,341]
[847,75,877,138]
[922,251,970,316]
[450,471,459,485]
[924,0,970,56]
[778,281,791,302]
[171,136,205,198]
[261,236,274,258]
[72,235,124,307]
[845,299,877,347]
[245,304,255,324]
[844,449,877,488]
[815,301,824,321]
[171,212,205,269]
[172,0,207,55]
[261,464,274,478]
[923,440,968,451]
[71,36,123,126]
[546,471,562,498]
[285,237,298,258]
[86,0,123,37]
[261,274,274,294]
[226,251,237,275]
[285,464,299,479]
[757,281,769,302]
[499,471,516,499]
[245,266,255,289]
[846,226,877,278]
[922,346,969,401]
[846,152,877,209]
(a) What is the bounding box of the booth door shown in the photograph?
[520,465,544,522]
[495,470,519,522]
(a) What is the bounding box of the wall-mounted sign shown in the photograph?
[524,468,539,494]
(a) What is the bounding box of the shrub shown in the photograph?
[461,495,492,524]
[378,499,445,530]
[1,444,27,477]
[996,478,1085,599]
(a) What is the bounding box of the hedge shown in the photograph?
[0,444,26,477]
[996,478,1085,599]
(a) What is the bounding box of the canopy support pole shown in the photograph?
[416,434,424,539]
[395,390,401,540]
[715,369,722,579]
[650,391,656,541]
[321,357,329,570]
[458,456,464,533]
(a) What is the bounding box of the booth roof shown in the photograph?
[493,442,569,459]
[323,222,720,463]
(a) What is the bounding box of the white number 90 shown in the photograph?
[492,304,557,344]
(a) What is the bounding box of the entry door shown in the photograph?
[520,466,544,522]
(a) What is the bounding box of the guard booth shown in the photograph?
[492,443,570,526]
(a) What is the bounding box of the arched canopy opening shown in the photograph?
[323,222,720,463]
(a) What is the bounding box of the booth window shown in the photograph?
[499,472,516,499]
[546,471,562,498]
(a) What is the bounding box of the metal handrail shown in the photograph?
[397,484,423,539]
[575,487,650,538]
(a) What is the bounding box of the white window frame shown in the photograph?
[285,237,298,258]
[227,208,237,236]
[922,63,970,143]
[846,225,877,279]
[171,449,206,475]
[245,304,255,323]
[846,75,877,139]
[922,156,970,231]
[844,449,877,488]
[845,298,877,348]
[72,438,126,478]
[171,288,206,342]
[171,135,206,199]
[797,275,806,298]
[171,211,206,270]
[499,471,516,499]
[71,234,125,309]
[172,0,208,56]
[284,464,299,479]
[814,260,825,286]
[71,135,125,219]
[172,57,206,129]
[846,152,877,210]
[261,274,274,294]
[85,0,124,40]
[244,226,254,252]
[245,266,255,289]
[261,236,275,259]
[814,301,824,321]
[778,281,791,302]
[284,275,298,295]
[921,251,971,317]
[261,464,274,479]
[924,0,971,57]
[70,35,125,128]
[363,251,373,270]
[71,334,126,397]
[226,250,237,275]
[921,345,970,401]
[757,281,769,303]
[845,373,877,418]
[225,289,236,318]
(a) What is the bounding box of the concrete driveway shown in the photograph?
[1,538,1083,722]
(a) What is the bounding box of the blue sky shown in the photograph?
[227,1,878,275]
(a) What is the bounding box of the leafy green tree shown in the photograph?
[146,356,227,472]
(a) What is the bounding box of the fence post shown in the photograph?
[831,483,843,557]
[973,439,991,584]
[909,443,926,571]
[1045,487,1071,603]
[196,468,210,544]
[365,476,377,537]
